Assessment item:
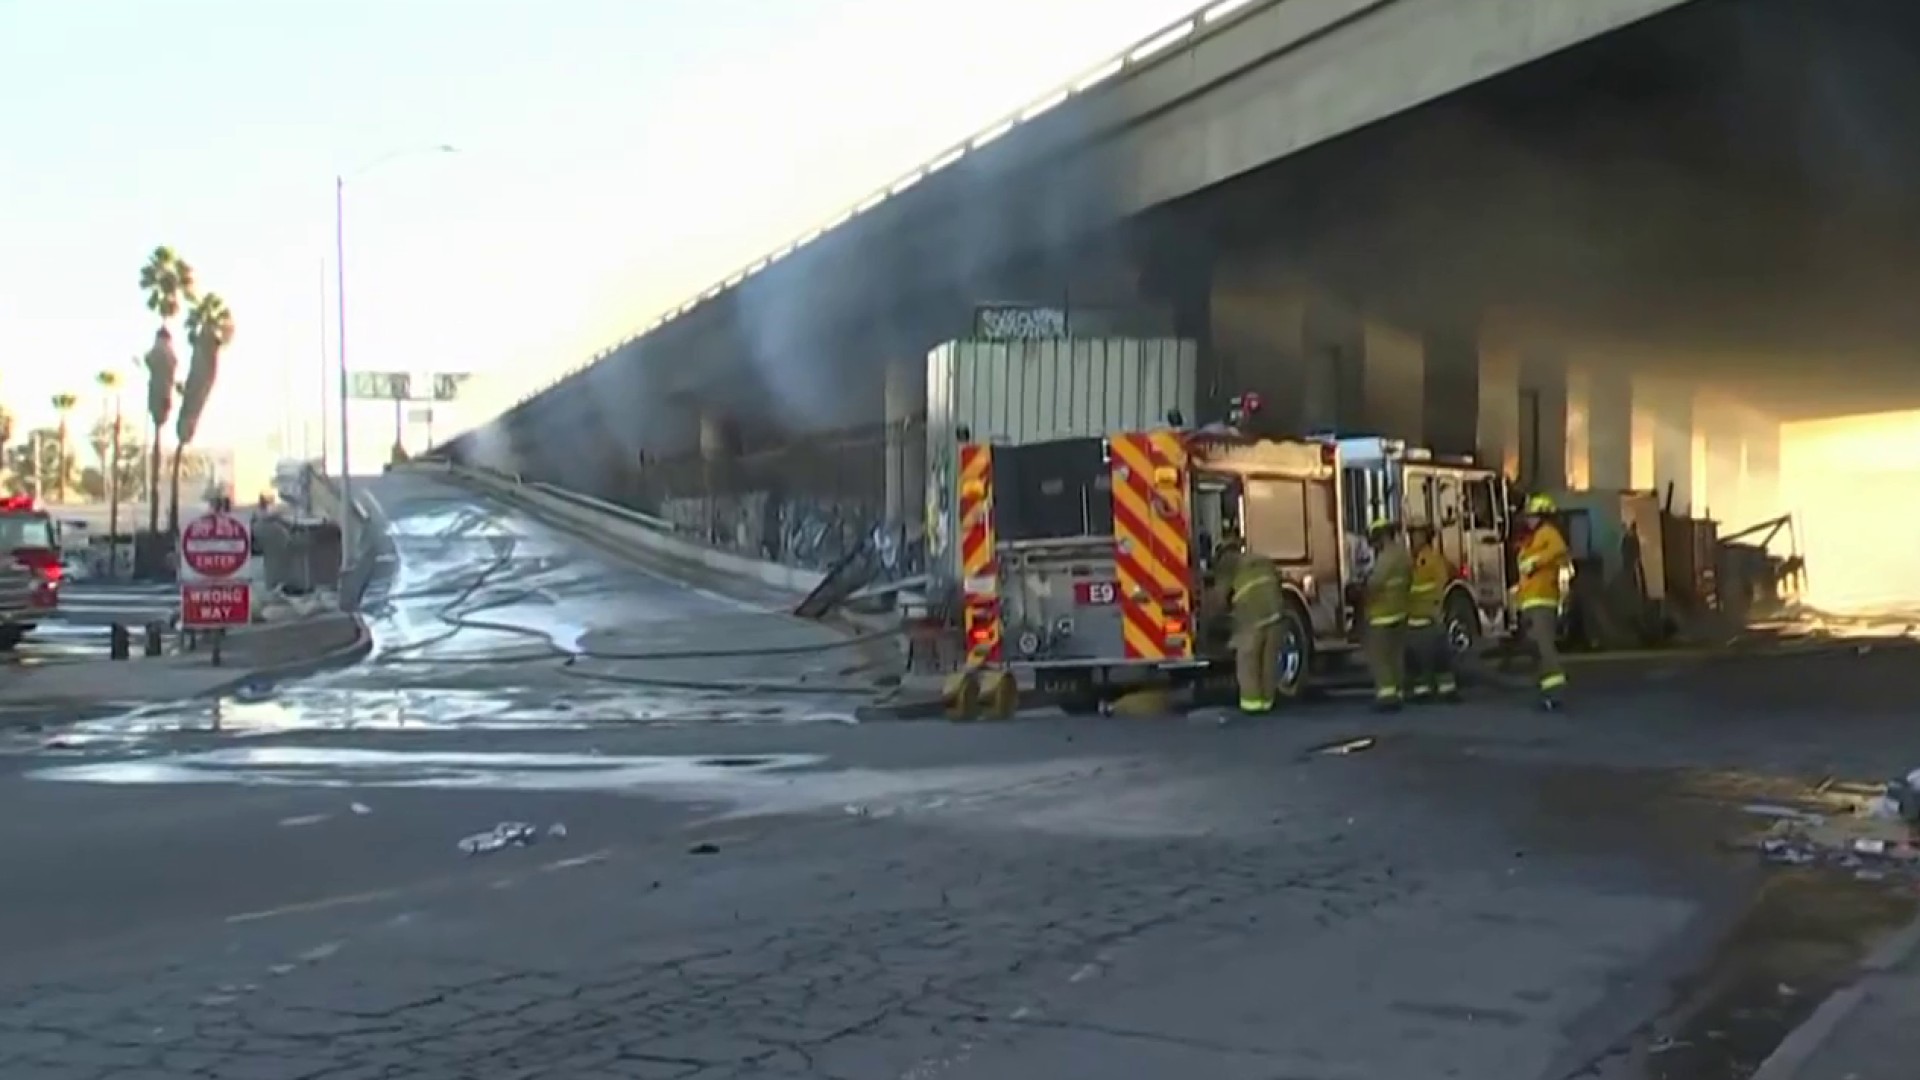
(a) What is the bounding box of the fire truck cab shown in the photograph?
[1326,436,1515,653]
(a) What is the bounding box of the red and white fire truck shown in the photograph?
[0,494,62,649]
[933,422,1512,707]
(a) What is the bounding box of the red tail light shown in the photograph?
[968,625,993,646]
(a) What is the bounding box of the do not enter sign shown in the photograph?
[180,512,251,579]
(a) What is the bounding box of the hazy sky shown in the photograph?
[0,0,1193,467]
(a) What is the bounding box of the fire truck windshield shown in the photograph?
[0,511,56,552]
[990,439,1115,541]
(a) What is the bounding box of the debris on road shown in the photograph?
[1748,795,1920,881]
[1312,736,1377,756]
[458,821,541,856]
[689,841,720,855]
[349,802,372,815]
[232,679,275,703]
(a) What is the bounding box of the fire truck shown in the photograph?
[938,423,1514,708]
[0,494,62,650]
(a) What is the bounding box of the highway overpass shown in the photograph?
[447,0,1920,538]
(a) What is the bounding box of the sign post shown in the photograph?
[179,511,253,664]
[348,371,468,459]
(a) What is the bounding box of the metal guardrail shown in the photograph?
[527,481,678,534]
[435,462,679,536]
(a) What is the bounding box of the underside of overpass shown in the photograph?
[1195,0,1920,423]
[472,0,1920,538]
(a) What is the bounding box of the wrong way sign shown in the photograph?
[180,581,252,629]
[178,511,253,638]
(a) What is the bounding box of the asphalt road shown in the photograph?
[1,472,1916,1080]
[2,580,176,663]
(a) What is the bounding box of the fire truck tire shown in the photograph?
[1444,591,1481,656]
[0,625,23,652]
[1273,602,1314,700]
[1058,678,1103,715]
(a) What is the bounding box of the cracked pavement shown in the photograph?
[1,474,1916,1079]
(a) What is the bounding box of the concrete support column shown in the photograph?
[1638,376,1694,515]
[1300,300,1366,434]
[1208,275,1304,430]
[1701,404,1745,526]
[1478,349,1519,478]
[883,362,927,527]
[1586,363,1633,491]
[1208,266,1362,434]
[695,411,731,543]
[1565,367,1590,491]
[1743,416,1781,522]
[1362,321,1424,441]
[1517,352,1568,493]
[1421,328,1481,459]
[697,413,728,461]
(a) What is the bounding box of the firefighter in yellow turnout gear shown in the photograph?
[1405,523,1461,703]
[1515,494,1570,709]
[1211,532,1284,714]
[1362,518,1412,712]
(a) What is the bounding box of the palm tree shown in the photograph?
[173,292,234,530]
[49,393,78,503]
[96,370,125,562]
[139,246,195,534]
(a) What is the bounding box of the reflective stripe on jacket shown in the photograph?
[1516,522,1569,610]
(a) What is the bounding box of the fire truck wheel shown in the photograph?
[0,625,23,652]
[1055,676,1103,714]
[1444,592,1481,656]
[1273,603,1313,699]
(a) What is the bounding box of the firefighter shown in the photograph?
[1515,493,1570,709]
[1405,522,1461,703]
[1212,529,1283,714]
[1363,516,1412,712]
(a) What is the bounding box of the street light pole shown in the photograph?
[335,174,354,568]
[318,258,329,470]
[332,144,456,574]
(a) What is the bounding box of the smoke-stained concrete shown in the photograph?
[883,362,927,527]
[1421,327,1480,460]
[1586,363,1634,492]
[1361,321,1423,442]
[1743,415,1781,522]
[1477,347,1520,479]
[1641,375,1696,515]
[1700,401,1746,525]
[1518,353,1568,492]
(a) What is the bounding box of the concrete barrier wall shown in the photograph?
[417,462,831,597]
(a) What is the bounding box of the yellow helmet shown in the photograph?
[1525,494,1556,515]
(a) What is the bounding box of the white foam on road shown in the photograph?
[27,748,1156,834]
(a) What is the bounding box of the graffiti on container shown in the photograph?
[975,305,1067,340]
[657,492,923,580]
